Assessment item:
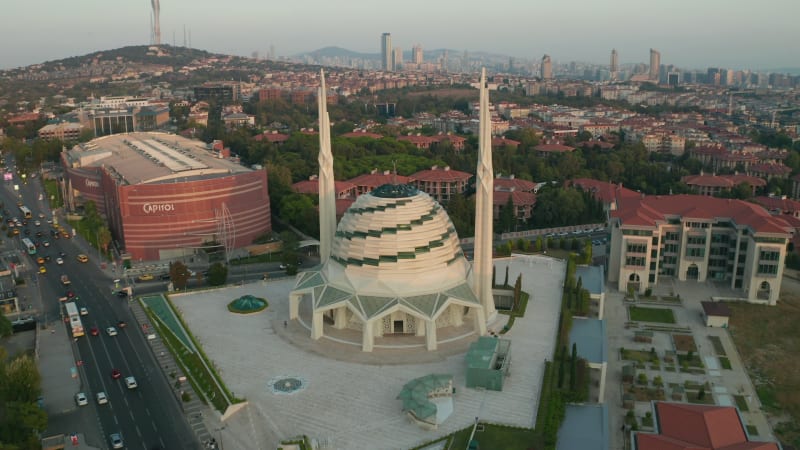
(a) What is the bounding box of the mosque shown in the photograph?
[289,70,497,352]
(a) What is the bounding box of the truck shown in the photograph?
[60,274,70,286]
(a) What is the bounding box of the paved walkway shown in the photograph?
[171,254,566,450]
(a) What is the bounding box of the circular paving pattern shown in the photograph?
[268,375,307,395]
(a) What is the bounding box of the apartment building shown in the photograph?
[608,194,790,304]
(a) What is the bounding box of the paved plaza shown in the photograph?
[173,254,565,450]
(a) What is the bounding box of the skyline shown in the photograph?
[1,0,799,71]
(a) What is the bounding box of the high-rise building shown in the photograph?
[649,48,661,81]
[541,54,552,80]
[412,45,423,65]
[393,47,403,71]
[381,33,392,71]
[610,49,619,76]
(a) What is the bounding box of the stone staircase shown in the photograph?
[129,298,213,446]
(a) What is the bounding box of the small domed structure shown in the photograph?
[290,185,487,351]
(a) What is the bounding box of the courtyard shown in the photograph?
[171,254,566,450]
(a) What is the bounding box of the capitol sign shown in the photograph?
[142,203,175,214]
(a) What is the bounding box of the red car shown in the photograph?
[111,369,122,380]
[90,326,99,336]
[66,291,75,298]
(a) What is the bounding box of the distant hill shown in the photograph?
[3,45,221,73]
[300,46,378,60]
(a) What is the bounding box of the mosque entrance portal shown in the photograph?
[394,320,404,333]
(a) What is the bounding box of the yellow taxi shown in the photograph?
[38,265,46,274]
[77,254,89,263]
[137,274,154,281]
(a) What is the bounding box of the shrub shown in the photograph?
[181,391,191,402]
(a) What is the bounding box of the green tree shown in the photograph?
[206,262,228,286]
[0,310,12,338]
[97,226,112,256]
[570,343,578,391]
[499,195,516,233]
[169,261,192,290]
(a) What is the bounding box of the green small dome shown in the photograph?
[228,295,267,313]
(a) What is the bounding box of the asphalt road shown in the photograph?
[3,163,198,449]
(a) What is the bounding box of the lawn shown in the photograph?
[686,391,716,405]
[734,395,750,412]
[629,306,676,324]
[620,349,657,364]
[727,289,800,447]
[449,424,539,450]
[719,356,732,370]
[708,335,726,356]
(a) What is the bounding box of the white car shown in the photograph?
[96,391,108,404]
[106,327,118,336]
[34,220,40,226]
[75,392,88,406]
[42,241,50,247]
[56,257,64,265]
[110,433,123,449]
[124,376,138,389]
[79,307,88,316]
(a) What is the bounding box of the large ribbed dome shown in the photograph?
[325,184,471,295]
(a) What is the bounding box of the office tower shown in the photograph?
[649,48,661,81]
[610,49,619,75]
[541,54,552,79]
[393,47,402,70]
[381,33,392,71]
[412,45,423,65]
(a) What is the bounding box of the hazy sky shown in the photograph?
[1,0,798,71]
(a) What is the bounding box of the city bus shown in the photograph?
[64,302,84,337]
[19,205,32,219]
[21,237,36,255]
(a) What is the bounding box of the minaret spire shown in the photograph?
[473,68,496,321]
[318,69,336,263]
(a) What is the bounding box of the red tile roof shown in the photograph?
[493,190,536,207]
[410,166,472,182]
[292,179,356,195]
[681,174,766,189]
[348,172,410,188]
[254,132,289,143]
[492,137,521,147]
[612,194,791,235]
[534,143,575,153]
[571,178,640,206]
[635,403,779,450]
[753,195,800,214]
[749,162,791,176]
[495,177,537,193]
[341,131,383,139]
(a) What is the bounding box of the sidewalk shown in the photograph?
[36,318,81,416]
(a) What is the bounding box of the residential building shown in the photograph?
[610,49,619,77]
[412,45,423,65]
[409,166,471,203]
[348,169,410,196]
[193,82,239,103]
[608,193,790,304]
[681,172,765,196]
[38,122,84,141]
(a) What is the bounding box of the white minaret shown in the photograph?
[318,69,336,263]
[473,68,496,320]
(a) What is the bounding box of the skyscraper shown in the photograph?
[412,44,423,65]
[610,49,619,76]
[393,47,403,71]
[649,48,661,81]
[541,54,552,80]
[381,33,392,71]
